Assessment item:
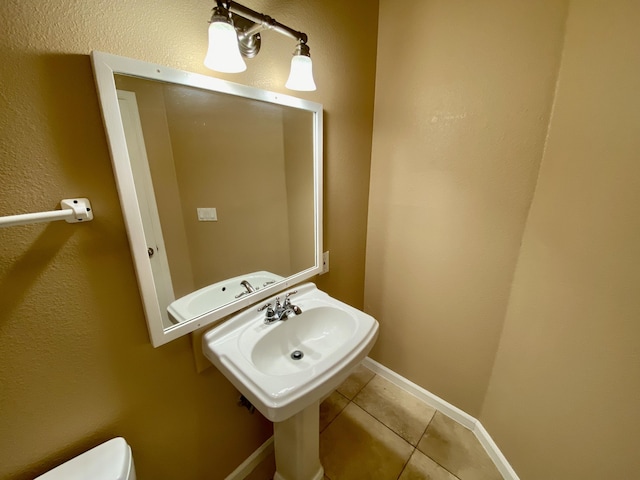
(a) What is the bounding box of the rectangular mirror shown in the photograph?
[91,51,323,347]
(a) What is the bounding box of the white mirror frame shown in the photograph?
[91,51,323,347]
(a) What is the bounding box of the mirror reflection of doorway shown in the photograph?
[118,90,176,329]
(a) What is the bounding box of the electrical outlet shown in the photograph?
[321,251,329,274]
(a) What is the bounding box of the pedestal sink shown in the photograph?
[202,283,379,480]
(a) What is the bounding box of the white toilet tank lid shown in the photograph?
[35,437,133,480]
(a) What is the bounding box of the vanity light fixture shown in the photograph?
[285,42,316,91]
[204,4,247,73]
[204,0,317,91]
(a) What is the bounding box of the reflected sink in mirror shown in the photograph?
[202,283,379,422]
[167,271,284,324]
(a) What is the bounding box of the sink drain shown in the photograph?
[291,350,304,360]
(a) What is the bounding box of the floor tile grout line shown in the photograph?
[351,369,377,399]
[381,398,463,480]
[320,390,350,433]
[395,446,417,480]
[362,370,466,479]
[431,457,462,479]
[326,371,373,434]
[355,383,463,480]
[395,406,440,480]
[336,367,376,401]
[419,408,437,440]
[354,395,425,448]
[350,401,415,450]
[354,372,436,448]
[415,412,464,479]
[345,402,419,480]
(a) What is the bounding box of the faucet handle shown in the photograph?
[283,290,298,306]
[257,302,272,312]
[259,302,278,324]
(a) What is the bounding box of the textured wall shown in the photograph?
[365,0,568,416]
[0,0,378,478]
[479,1,640,477]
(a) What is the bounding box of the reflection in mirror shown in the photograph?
[92,52,323,346]
[116,74,316,324]
[167,271,284,324]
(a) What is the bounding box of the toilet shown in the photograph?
[35,437,136,480]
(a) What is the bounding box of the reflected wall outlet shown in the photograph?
[321,251,329,274]
[197,207,217,221]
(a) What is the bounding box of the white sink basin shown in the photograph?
[250,306,357,376]
[202,283,379,422]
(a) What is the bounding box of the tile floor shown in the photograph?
[246,364,503,480]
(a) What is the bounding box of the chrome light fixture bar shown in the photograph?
[204,0,316,91]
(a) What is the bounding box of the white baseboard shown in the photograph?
[224,436,274,480]
[362,357,519,480]
[361,357,477,429]
[473,420,520,480]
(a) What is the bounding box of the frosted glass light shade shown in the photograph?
[285,55,316,91]
[204,21,246,73]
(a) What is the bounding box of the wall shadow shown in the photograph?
[0,221,74,324]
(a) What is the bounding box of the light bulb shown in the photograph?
[285,54,316,91]
[204,21,246,73]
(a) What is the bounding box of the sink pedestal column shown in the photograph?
[273,400,324,480]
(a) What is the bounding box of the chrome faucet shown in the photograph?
[235,279,257,298]
[258,291,302,324]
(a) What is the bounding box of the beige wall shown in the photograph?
[283,108,315,273]
[0,1,378,479]
[368,0,640,477]
[163,87,291,287]
[479,1,640,478]
[365,0,568,416]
